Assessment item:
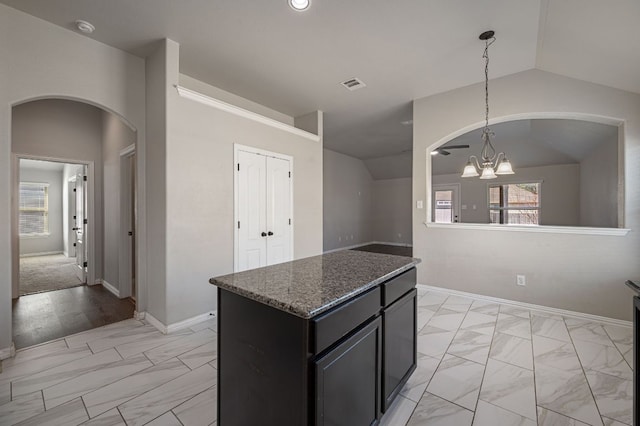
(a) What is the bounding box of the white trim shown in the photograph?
[234,144,294,272]
[143,311,217,335]
[424,222,630,236]
[118,146,136,300]
[418,284,632,328]
[133,311,146,320]
[101,279,120,298]
[19,251,63,258]
[119,143,136,157]
[176,85,320,142]
[0,343,16,360]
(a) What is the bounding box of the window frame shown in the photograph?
[19,181,50,237]
[487,180,542,226]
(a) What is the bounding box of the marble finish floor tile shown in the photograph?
[417,292,448,309]
[114,329,192,359]
[585,369,632,425]
[531,311,565,321]
[447,329,492,365]
[416,307,436,332]
[602,418,629,426]
[532,315,571,342]
[440,295,474,313]
[0,391,45,425]
[469,300,500,316]
[426,354,484,410]
[496,313,531,340]
[473,400,536,426]
[145,411,182,426]
[573,339,632,380]
[82,408,127,425]
[459,311,496,336]
[479,359,536,420]
[0,381,10,405]
[602,325,633,348]
[87,326,159,354]
[533,335,583,373]
[380,394,417,426]
[15,397,88,426]
[3,340,68,368]
[535,364,602,426]
[417,326,456,359]
[143,329,216,365]
[12,348,122,398]
[189,317,217,333]
[565,318,615,347]
[65,319,145,349]
[82,358,190,418]
[499,305,531,319]
[0,346,93,385]
[538,406,590,425]
[427,308,466,331]
[43,354,152,409]
[172,385,217,426]
[407,392,473,426]
[118,363,217,426]
[178,340,218,370]
[490,332,533,370]
[400,353,440,403]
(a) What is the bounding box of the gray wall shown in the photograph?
[413,69,640,321]
[102,111,136,288]
[18,167,63,255]
[433,164,580,226]
[372,178,412,245]
[12,100,104,280]
[0,3,146,353]
[323,149,373,251]
[580,136,619,227]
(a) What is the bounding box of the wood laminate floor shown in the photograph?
[12,285,135,350]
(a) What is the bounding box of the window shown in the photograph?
[19,182,49,235]
[489,182,540,225]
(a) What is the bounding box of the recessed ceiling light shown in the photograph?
[289,0,310,11]
[75,20,95,34]
[401,120,413,126]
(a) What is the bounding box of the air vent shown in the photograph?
[341,77,366,91]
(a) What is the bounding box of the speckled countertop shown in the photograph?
[210,250,421,319]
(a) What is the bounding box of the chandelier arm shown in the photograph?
[469,155,482,172]
[494,152,505,167]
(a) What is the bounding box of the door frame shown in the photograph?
[118,144,136,299]
[11,153,96,298]
[233,144,294,272]
[432,183,461,224]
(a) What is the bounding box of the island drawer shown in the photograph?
[312,286,381,354]
[381,268,416,307]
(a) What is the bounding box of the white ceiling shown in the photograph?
[431,119,618,175]
[2,0,638,162]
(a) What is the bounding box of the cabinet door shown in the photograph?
[315,317,382,426]
[382,289,417,412]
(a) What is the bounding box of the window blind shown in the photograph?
[19,182,49,235]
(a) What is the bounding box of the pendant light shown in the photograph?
[461,31,514,179]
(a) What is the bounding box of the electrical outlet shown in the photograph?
[516,275,526,286]
[338,236,342,242]
[397,233,402,239]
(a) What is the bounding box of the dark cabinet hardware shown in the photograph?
[72,227,79,231]
[261,232,267,237]
[268,231,274,236]
[128,231,133,236]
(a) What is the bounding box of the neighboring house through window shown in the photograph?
[489,182,540,225]
[19,182,49,235]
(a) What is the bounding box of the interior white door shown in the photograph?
[432,184,461,223]
[74,169,87,283]
[237,150,267,272]
[68,179,77,258]
[266,156,291,266]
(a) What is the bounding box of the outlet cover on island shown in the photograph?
[516,275,526,286]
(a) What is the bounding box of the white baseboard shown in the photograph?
[19,251,63,258]
[101,280,120,298]
[134,311,145,320]
[143,311,217,335]
[418,284,632,328]
[0,342,16,360]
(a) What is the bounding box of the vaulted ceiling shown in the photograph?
[3,0,638,163]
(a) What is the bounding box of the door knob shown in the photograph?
[268,231,273,236]
[261,232,267,237]
[72,227,79,231]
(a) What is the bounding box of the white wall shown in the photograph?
[165,54,324,325]
[413,69,640,321]
[323,149,373,251]
[0,3,145,353]
[102,111,136,289]
[433,164,580,226]
[372,178,412,245]
[580,136,619,227]
[18,167,63,256]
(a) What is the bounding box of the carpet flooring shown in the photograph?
[20,254,83,296]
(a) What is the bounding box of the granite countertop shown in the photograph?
[210,250,421,319]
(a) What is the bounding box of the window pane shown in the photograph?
[434,190,453,223]
[489,186,501,208]
[506,209,539,225]
[489,210,501,224]
[506,183,539,208]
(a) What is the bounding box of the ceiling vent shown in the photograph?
[341,78,366,91]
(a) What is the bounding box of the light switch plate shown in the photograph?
[417,200,424,209]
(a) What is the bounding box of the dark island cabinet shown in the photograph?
[216,265,417,426]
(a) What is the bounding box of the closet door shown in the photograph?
[266,156,291,266]
[237,150,267,272]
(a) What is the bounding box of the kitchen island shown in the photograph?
[210,250,421,426]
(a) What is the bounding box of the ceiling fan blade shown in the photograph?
[439,150,451,156]
[440,144,470,149]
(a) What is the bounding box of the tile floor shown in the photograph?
[0,287,633,425]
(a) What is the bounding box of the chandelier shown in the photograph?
[461,30,514,179]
